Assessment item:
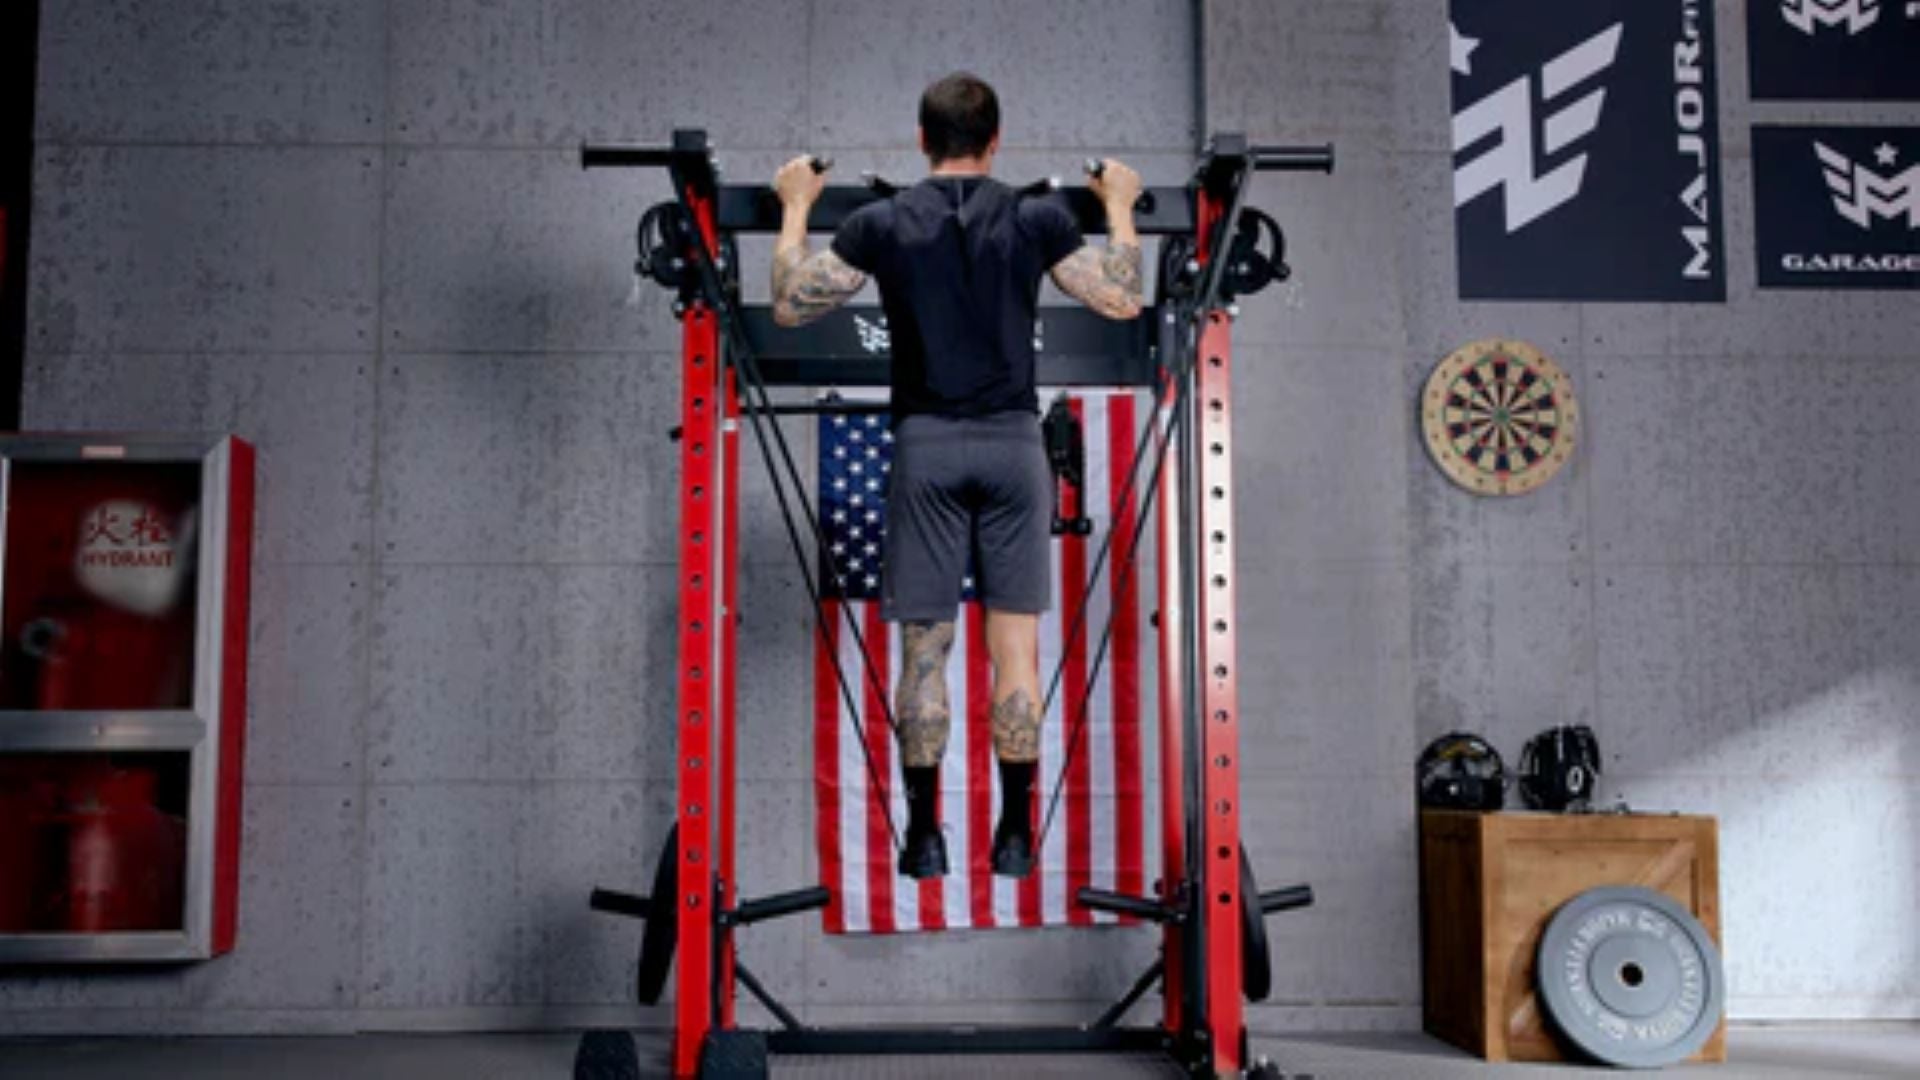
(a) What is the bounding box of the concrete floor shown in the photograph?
[0,1026,1914,1078]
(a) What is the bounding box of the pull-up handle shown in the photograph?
[1261,883,1314,913]
[581,145,679,169]
[1081,158,1158,216]
[1076,886,1182,923]
[587,887,651,918]
[723,885,832,927]
[1250,144,1335,173]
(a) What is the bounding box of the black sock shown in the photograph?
[997,760,1035,834]
[904,766,940,835]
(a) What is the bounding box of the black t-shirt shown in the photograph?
[831,176,1082,420]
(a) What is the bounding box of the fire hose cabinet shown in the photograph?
[0,434,253,962]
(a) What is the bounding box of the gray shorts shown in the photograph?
[882,411,1053,622]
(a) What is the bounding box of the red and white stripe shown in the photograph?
[814,391,1155,933]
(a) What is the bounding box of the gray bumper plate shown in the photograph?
[1535,885,1725,1068]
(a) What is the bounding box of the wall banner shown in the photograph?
[1749,1,1920,101]
[1754,125,1920,290]
[1450,0,1725,302]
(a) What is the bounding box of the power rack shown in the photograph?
[575,129,1333,1079]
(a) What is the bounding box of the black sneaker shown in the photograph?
[898,828,949,879]
[990,822,1034,878]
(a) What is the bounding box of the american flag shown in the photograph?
[813,392,1157,933]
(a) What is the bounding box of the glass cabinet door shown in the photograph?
[1,461,204,711]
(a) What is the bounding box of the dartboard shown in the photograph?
[1421,339,1579,496]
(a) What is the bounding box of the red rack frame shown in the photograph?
[665,328,1251,1073]
[622,130,1319,1077]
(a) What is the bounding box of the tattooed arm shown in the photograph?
[1050,158,1145,320]
[772,247,867,327]
[1050,244,1143,320]
[770,155,868,327]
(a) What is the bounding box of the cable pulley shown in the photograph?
[635,201,693,291]
[1219,208,1289,302]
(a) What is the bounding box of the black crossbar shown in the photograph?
[717,184,1195,236]
[586,887,649,919]
[765,1025,1169,1057]
[1076,886,1180,924]
[739,305,1158,387]
[726,886,832,927]
[1261,884,1314,913]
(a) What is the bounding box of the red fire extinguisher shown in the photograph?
[62,763,187,933]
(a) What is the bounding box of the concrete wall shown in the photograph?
[4,0,1914,1037]
[1205,0,1919,1024]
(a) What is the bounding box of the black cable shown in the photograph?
[1035,371,1172,723]
[730,346,907,852]
[731,347,904,855]
[665,201,906,851]
[716,275,901,741]
[1026,242,1209,814]
[678,213,897,734]
[1034,342,1195,857]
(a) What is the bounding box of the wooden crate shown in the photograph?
[1418,809,1725,1063]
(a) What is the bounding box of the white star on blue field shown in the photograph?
[817,411,974,600]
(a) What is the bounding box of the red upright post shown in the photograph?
[672,192,725,1080]
[717,360,741,1027]
[1195,310,1245,1073]
[1190,184,1247,1073]
[1154,373,1187,1035]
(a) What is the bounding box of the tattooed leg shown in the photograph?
[895,620,956,768]
[985,609,1041,872]
[984,610,1041,762]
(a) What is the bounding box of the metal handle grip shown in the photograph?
[580,145,679,170]
[1250,144,1335,174]
[1260,884,1314,913]
[1080,159,1155,214]
[588,887,651,918]
[1076,886,1179,923]
[731,886,832,926]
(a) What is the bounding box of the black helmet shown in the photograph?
[1416,732,1507,811]
[1518,725,1601,812]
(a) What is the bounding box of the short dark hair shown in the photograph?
[919,72,1000,163]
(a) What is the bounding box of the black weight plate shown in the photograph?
[1536,885,1724,1068]
[697,1029,769,1079]
[573,1030,641,1080]
[1240,846,1272,1002]
[636,824,679,1006]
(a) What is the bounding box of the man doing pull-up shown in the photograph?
[771,72,1144,879]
